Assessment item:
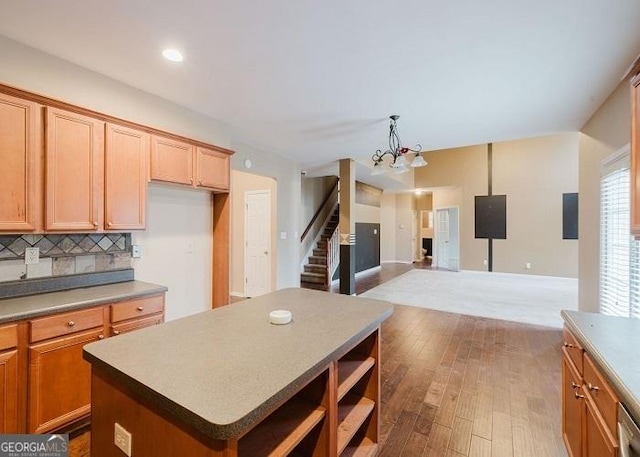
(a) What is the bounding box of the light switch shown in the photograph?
[374,229,378,235]
[280,232,287,240]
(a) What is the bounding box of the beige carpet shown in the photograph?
[359,269,578,328]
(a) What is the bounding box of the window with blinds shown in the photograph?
[599,148,640,318]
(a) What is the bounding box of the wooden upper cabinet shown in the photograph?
[45,107,104,231]
[196,147,230,191]
[0,93,41,232]
[150,135,194,186]
[631,75,640,237]
[105,124,149,230]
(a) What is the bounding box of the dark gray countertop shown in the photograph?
[562,310,640,423]
[83,287,394,440]
[0,280,167,324]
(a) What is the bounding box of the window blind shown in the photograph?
[599,148,640,318]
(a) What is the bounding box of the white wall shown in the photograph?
[131,185,212,321]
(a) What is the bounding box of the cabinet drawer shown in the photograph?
[30,307,104,343]
[563,326,584,374]
[0,324,18,351]
[111,294,164,324]
[111,314,164,336]
[584,353,618,437]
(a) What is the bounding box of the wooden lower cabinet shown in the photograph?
[585,394,617,457]
[15,293,166,434]
[562,326,620,457]
[562,355,584,457]
[0,349,19,433]
[28,327,105,433]
[0,323,19,433]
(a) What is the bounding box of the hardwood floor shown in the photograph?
[71,262,566,456]
[377,304,565,456]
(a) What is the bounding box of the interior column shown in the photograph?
[339,159,356,295]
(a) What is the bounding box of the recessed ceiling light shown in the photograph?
[162,49,183,62]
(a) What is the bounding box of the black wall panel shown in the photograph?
[475,195,507,239]
[355,223,380,273]
[563,193,579,240]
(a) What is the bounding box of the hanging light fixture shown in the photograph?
[371,115,427,175]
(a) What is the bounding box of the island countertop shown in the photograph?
[562,310,640,424]
[0,280,167,324]
[83,287,394,440]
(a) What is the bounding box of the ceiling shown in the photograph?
[1,1,640,174]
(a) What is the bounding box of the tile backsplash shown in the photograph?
[0,233,132,282]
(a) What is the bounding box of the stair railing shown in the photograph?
[326,226,340,284]
[300,180,339,268]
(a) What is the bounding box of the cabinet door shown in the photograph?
[0,93,41,232]
[196,147,229,190]
[585,394,617,457]
[28,327,105,433]
[0,350,18,433]
[150,135,194,186]
[45,107,104,231]
[562,356,583,457]
[105,123,149,230]
[632,75,640,236]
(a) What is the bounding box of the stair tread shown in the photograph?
[301,272,325,277]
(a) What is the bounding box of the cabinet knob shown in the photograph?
[93,222,98,227]
[571,382,580,389]
[113,330,120,336]
[563,342,574,348]
[588,383,600,392]
[67,321,75,327]
[574,391,585,400]
[107,222,112,227]
[136,306,144,312]
[98,335,105,340]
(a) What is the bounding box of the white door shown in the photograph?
[244,191,271,297]
[435,207,460,271]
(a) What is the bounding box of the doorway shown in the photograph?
[434,207,460,271]
[244,190,272,297]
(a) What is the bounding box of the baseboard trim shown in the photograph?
[381,260,413,264]
[230,291,245,298]
[356,266,382,277]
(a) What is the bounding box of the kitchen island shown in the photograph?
[83,288,394,456]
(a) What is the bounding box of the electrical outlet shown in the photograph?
[114,422,132,456]
[132,245,142,258]
[526,262,532,269]
[483,259,487,266]
[25,247,39,265]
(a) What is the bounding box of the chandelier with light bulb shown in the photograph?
[371,115,427,175]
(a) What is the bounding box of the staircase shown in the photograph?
[300,207,339,290]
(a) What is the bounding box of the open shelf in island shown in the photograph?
[238,397,326,456]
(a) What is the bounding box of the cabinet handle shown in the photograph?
[98,335,105,340]
[588,383,600,392]
[113,330,120,336]
[563,342,575,348]
[574,391,585,400]
[571,382,580,389]
[67,321,75,327]
[136,306,144,312]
